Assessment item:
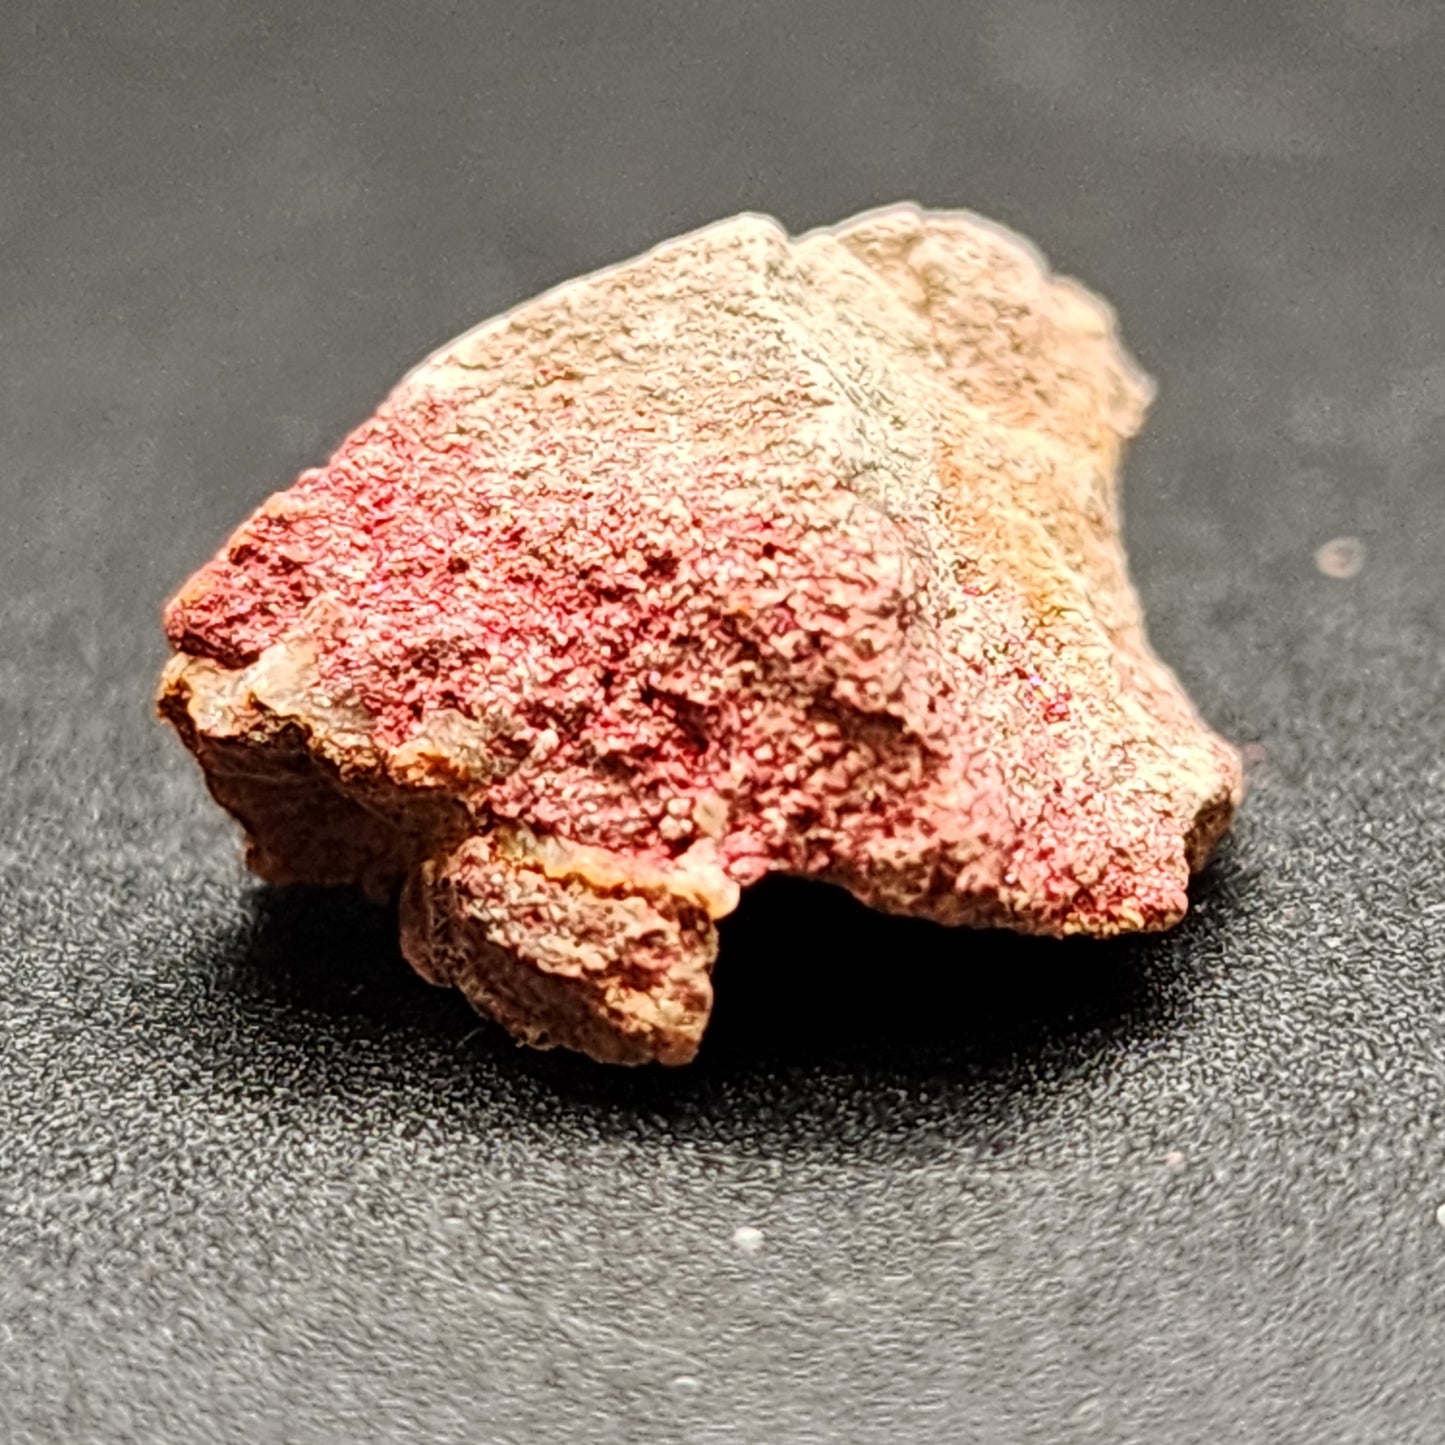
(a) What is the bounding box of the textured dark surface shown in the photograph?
[3,3,1444,1442]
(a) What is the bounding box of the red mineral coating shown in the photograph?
[158,204,1243,1065]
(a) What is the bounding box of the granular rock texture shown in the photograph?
[159,204,1242,1065]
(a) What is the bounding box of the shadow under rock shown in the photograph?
[183,847,1239,1156]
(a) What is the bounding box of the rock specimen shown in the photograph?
[159,204,1242,1065]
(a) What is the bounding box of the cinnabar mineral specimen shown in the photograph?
[160,204,1242,1065]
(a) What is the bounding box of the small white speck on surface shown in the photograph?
[1163,1150,1187,1172]
[732,1225,764,1255]
[1315,536,1366,579]
[671,1375,702,1394]
[1435,1202,1445,1229]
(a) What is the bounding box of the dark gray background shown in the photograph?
[3,2,1444,1441]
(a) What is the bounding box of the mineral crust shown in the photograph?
[159,204,1242,1064]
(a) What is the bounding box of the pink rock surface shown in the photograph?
[159,204,1242,1065]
